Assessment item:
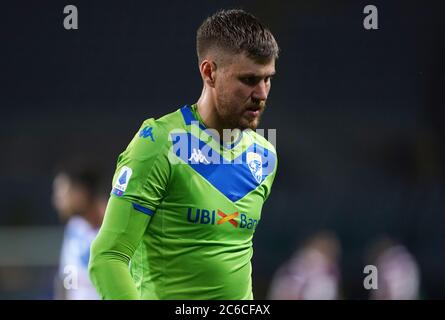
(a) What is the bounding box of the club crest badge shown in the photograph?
[247,152,263,184]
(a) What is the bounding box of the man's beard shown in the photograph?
[216,95,265,131]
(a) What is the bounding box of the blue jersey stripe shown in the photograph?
[180,105,206,131]
[132,203,155,216]
[171,132,276,202]
[180,105,244,149]
[180,105,195,125]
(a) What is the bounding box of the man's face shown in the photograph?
[213,53,275,130]
[52,173,73,220]
[52,172,89,220]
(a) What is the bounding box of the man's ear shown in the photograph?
[200,60,217,88]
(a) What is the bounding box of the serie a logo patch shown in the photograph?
[112,166,133,196]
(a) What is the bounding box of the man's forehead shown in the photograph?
[228,53,276,76]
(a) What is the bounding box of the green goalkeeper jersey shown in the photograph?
[89,104,277,299]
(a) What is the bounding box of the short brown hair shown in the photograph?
[196,9,279,64]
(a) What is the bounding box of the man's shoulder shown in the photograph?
[140,107,185,135]
[137,107,187,141]
[124,107,185,159]
[155,107,186,128]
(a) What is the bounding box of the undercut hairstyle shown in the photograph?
[196,9,279,64]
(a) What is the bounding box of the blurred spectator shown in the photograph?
[268,231,341,300]
[52,166,106,300]
[366,237,421,300]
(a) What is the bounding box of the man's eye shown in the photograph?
[241,77,258,86]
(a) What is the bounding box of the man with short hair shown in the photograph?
[89,9,279,299]
[52,167,106,300]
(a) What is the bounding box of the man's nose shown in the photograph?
[252,80,268,101]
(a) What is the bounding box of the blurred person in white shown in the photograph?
[366,237,421,300]
[52,166,106,299]
[268,231,341,300]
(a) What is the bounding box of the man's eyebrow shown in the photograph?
[238,71,276,78]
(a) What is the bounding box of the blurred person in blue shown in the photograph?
[268,231,341,300]
[52,166,106,300]
[366,237,421,300]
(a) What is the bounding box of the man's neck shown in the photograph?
[196,87,222,134]
[196,87,240,145]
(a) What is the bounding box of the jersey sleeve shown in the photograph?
[110,118,171,212]
[89,196,150,299]
[89,119,171,299]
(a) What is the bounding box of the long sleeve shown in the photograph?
[88,118,170,299]
[88,196,151,299]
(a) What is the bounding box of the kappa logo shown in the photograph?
[247,152,263,183]
[188,148,210,164]
[139,126,155,142]
[112,166,133,197]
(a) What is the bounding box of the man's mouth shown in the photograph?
[245,106,261,118]
[246,106,261,112]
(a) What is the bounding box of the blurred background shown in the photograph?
[1,0,444,299]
